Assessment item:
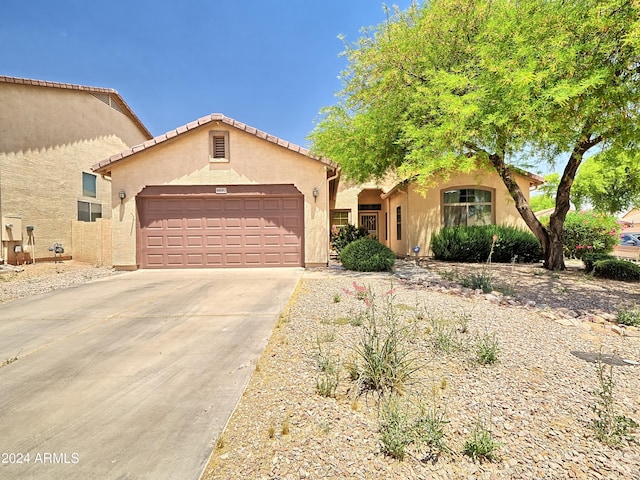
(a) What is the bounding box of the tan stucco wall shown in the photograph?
[71,218,112,266]
[402,170,533,256]
[333,169,534,257]
[0,83,149,264]
[107,123,331,268]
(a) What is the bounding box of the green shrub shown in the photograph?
[463,419,501,462]
[379,397,413,459]
[616,307,640,327]
[430,225,541,263]
[592,259,640,281]
[560,211,619,259]
[340,238,396,272]
[331,223,370,253]
[582,252,616,272]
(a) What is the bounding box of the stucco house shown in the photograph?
[92,114,338,269]
[0,75,152,265]
[92,110,542,270]
[332,169,544,257]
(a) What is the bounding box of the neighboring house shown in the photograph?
[621,208,640,231]
[92,114,338,269]
[332,169,544,257]
[0,75,152,265]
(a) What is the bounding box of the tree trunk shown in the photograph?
[544,217,566,270]
[485,127,602,270]
[487,153,559,268]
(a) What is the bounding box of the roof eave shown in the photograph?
[92,113,337,173]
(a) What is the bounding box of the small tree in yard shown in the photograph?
[310,0,640,270]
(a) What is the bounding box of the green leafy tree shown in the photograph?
[310,0,640,270]
[572,151,640,214]
[530,173,560,212]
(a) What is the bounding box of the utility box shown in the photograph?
[2,216,23,242]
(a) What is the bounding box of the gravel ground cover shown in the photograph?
[0,261,120,303]
[203,264,640,480]
[2,260,638,479]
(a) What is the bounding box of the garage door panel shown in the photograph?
[146,236,164,248]
[245,235,261,247]
[165,200,184,211]
[263,199,281,210]
[205,218,223,229]
[226,218,242,229]
[225,253,242,265]
[186,254,204,265]
[139,192,303,268]
[186,199,204,211]
[166,254,185,265]
[206,235,223,247]
[187,236,203,247]
[166,236,184,247]
[244,253,262,265]
[264,235,281,246]
[244,217,261,229]
[225,199,243,211]
[225,235,242,247]
[204,199,224,211]
[263,217,281,228]
[146,254,165,266]
[206,253,223,266]
[186,218,203,229]
[166,218,184,229]
[283,216,300,229]
[283,198,300,210]
[283,252,301,264]
[283,234,300,246]
[244,199,261,210]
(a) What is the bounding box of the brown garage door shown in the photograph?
[137,185,304,268]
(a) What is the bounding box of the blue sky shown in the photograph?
[1,1,414,148]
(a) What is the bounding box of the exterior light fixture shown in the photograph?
[118,189,126,201]
[312,187,319,198]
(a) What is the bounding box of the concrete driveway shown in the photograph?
[0,268,302,480]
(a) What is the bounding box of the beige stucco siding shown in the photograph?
[0,83,149,263]
[107,123,330,268]
[404,171,533,256]
[0,83,146,152]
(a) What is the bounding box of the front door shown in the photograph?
[359,213,378,238]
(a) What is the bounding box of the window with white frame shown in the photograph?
[443,188,493,227]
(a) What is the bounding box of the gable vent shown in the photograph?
[213,135,226,159]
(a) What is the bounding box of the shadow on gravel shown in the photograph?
[571,351,640,366]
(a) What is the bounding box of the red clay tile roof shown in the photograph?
[92,113,337,173]
[0,75,152,139]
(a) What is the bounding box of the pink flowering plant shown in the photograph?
[561,211,620,259]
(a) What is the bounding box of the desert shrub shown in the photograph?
[582,252,616,272]
[430,225,541,263]
[592,259,640,281]
[561,211,619,259]
[616,307,640,327]
[331,223,369,253]
[463,419,501,462]
[340,238,395,272]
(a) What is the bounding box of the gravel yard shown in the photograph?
[2,260,639,479]
[0,261,121,303]
[202,261,640,480]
